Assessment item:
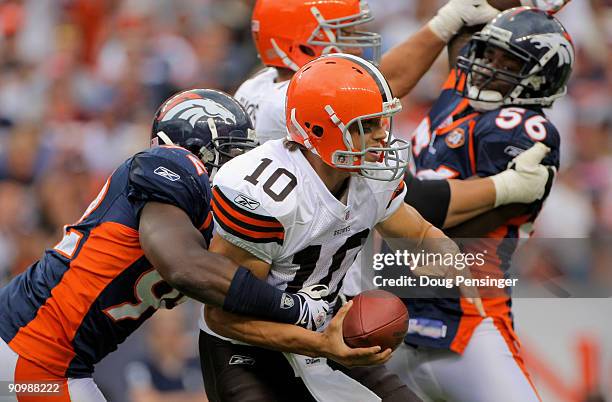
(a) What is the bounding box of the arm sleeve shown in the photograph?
[403,172,451,228]
[127,149,211,227]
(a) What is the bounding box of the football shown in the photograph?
[342,290,409,351]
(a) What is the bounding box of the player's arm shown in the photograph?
[130,150,326,327]
[139,202,313,326]
[379,26,445,99]
[448,110,560,234]
[206,299,391,367]
[381,0,500,98]
[375,202,486,316]
[405,142,555,229]
[139,202,235,306]
[204,235,391,367]
[447,0,571,69]
[404,173,494,228]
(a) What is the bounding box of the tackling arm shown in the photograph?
[407,143,553,228]
[140,202,325,328]
[204,235,392,367]
[404,173,496,228]
[140,202,235,306]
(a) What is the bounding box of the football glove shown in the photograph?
[294,284,330,331]
[491,142,556,207]
[429,0,500,43]
[521,0,571,14]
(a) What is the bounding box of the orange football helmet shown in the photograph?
[286,54,409,181]
[251,0,381,71]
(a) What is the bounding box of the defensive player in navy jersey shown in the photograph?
[376,8,573,402]
[0,89,383,402]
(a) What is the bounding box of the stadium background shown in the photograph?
[0,0,609,401]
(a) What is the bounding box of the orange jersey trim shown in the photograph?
[213,200,285,240]
[442,69,467,92]
[493,319,543,402]
[468,119,477,175]
[212,187,283,230]
[14,357,69,402]
[436,109,476,136]
[199,211,213,231]
[391,179,406,200]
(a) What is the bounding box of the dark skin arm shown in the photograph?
[446,165,554,237]
[204,235,392,367]
[442,0,539,230]
[445,203,532,237]
[139,201,237,306]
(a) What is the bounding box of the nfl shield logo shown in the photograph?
[445,128,465,149]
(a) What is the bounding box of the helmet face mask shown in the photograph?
[456,7,574,110]
[307,2,382,64]
[459,39,533,110]
[207,129,258,169]
[151,89,258,178]
[329,99,408,181]
[253,0,382,71]
[286,54,409,182]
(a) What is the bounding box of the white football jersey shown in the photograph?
[212,139,406,301]
[234,67,289,144]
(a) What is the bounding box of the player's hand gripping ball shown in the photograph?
[342,290,409,351]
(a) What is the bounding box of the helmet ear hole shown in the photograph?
[299,45,315,57]
[312,125,324,137]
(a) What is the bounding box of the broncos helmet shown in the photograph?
[456,7,574,110]
[151,89,258,175]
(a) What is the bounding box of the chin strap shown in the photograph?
[270,38,300,72]
[156,131,175,146]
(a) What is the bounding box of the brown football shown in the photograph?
[342,290,408,351]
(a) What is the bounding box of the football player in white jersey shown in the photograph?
[199,54,480,402]
[235,0,557,236]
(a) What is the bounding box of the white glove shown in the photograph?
[491,142,555,207]
[521,0,571,14]
[429,0,500,43]
[294,284,330,331]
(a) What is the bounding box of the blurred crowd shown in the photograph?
[0,0,610,400]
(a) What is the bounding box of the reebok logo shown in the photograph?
[229,355,255,366]
[154,166,180,181]
[504,145,524,158]
[234,194,260,210]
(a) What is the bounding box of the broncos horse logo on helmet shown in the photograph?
[152,89,258,177]
[160,97,238,127]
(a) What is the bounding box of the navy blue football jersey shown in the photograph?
[0,146,213,377]
[405,71,560,353]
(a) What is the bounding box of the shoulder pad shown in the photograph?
[128,146,211,226]
[475,107,560,175]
